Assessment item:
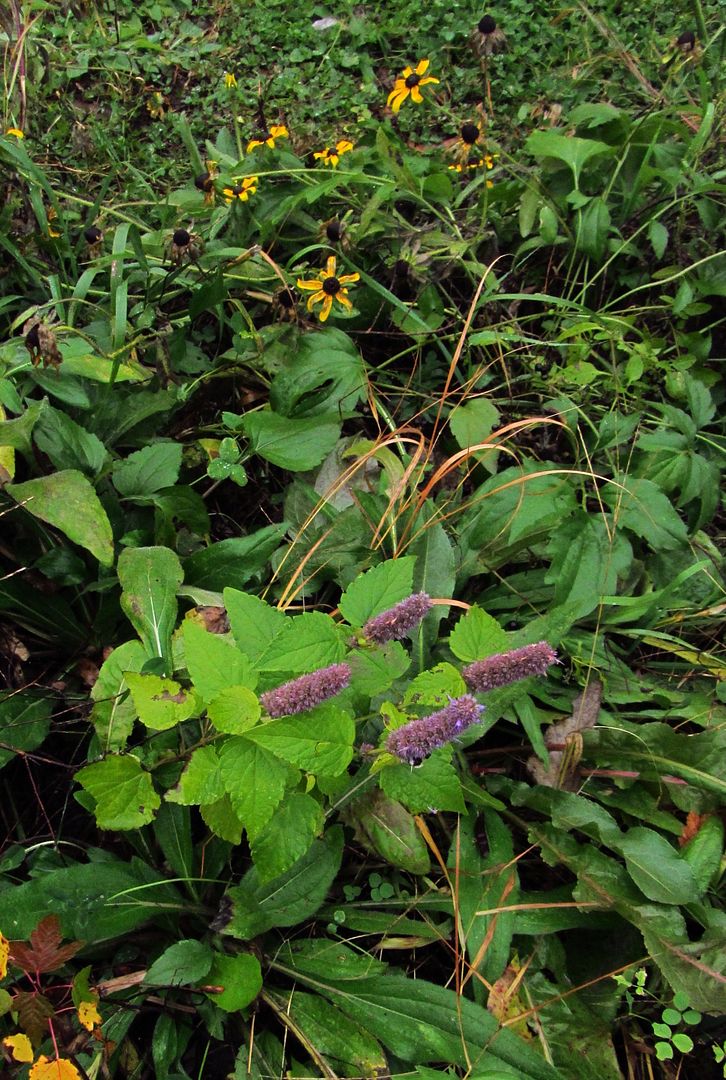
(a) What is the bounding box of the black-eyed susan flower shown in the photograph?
[472,14,507,56]
[195,161,217,204]
[386,59,439,113]
[46,207,62,239]
[247,124,289,152]
[320,216,351,250]
[297,255,359,322]
[4,127,24,139]
[223,177,258,203]
[272,285,299,322]
[313,139,354,167]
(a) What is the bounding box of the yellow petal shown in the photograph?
[338,272,360,284]
[410,86,423,103]
[78,1000,102,1032]
[328,154,339,167]
[419,76,439,86]
[416,58,430,75]
[306,290,326,311]
[335,294,352,311]
[4,1034,34,1063]
[313,149,329,160]
[336,140,354,154]
[388,89,408,113]
[247,139,263,152]
[30,1058,82,1080]
[297,278,323,290]
[5,127,24,139]
[402,66,413,77]
[270,125,288,138]
[319,295,333,322]
[325,255,337,277]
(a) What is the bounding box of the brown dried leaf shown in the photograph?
[13,990,55,1045]
[9,915,83,974]
[679,811,708,847]
[526,679,602,790]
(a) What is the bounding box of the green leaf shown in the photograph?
[8,469,114,566]
[125,672,199,731]
[403,662,466,706]
[246,704,354,776]
[577,196,611,261]
[76,755,160,829]
[338,557,416,626]
[649,219,669,260]
[545,513,632,617]
[34,407,107,476]
[226,827,344,940]
[0,400,46,455]
[449,606,509,663]
[680,816,724,894]
[250,793,324,881]
[381,750,465,813]
[200,795,243,844]
[184,525,287,591]
[181,620,256,701]
[153,802,193,880]
[603,477,689,552]
[410,516,455,670]
[118,546,183,669]
[90,641,149,751]
[112,442,183,498]
[166,745,227,805]
[259,611,345,672]
[348,641,411,696]
[243,409,340,471]
[449,398,500,461]
[206,952,262,1012]
[224,588,287,663]
[0,693,51,769]
[269,327,366,419]
[207,686,261,734]
[146,940,213,987]
[526,130,613,185]
[349,790,430,874]
[617,828,699,904]
[265,989,387,1076]
[219,736,291,840]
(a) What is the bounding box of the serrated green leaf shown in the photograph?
[182,620,256,701]
[125,672,199,730]
[8,469,113,565]
[243,409,340,471]
[245,704,354,776]
[224,588,287,663]
[207,685,261,734]
[381,750,465,813]
[76,755,160,829]
[146,940,213,987]
[250,793,324,881]
[259,611,345,672]
[449,606,509,663]
[166,745,227,805]
[338,557,416,626]
[112,442,182,498]
[219,737,290,840]
[90,640,147,751]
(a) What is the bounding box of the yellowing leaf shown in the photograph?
[30,1057,82,1080]
[0,931,8,977]
[77,999,101,1031]
[3,1033,34,1063]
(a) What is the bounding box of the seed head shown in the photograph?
[478,14,497,34]
[173,228,191,247]
[461,122,480,145]
[84,226,103,244]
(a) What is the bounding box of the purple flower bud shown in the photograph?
[386,694,485,765]
[462,641,557,693]
[260,662,351,718]
[362,592,432,644]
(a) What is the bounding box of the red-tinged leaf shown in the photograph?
[679,811,707,847]
[9,915,83,974]
[13,989,55,1044]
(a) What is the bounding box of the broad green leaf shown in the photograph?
[225,827,344,939]
[112,442,182,498]
[545,514,632,618]
[0,693,51,769]
[166,745,227,806]
[207,952,262,1012]
[276,939,387,981]
[200,795,244,844]
[146,940,213,987]
[269,327,366,419]
[34,407,107,476]
[125,672,199,731]
[250,793,324,881]
[348,790,430,874]
[207,686,261,734]
[348,641,411,696]
[338,557,416,626]
[8,469,113,566]
[0,859,181,941]
[243,409,340,471]
[381,750,465,814]
[246,704,354,776]
[259,611,345,672]
[649,219,669,260]
[410,516,455,671]
[91,640,147,751]
[680,816,724,894]
[449,606,509,662]
[265,989,387,1076]
[181,620,256,701]
[449,398,500,464]
[118,546,183,670]
[0,400,46,455]
[224,588,287,663]
[219,736,291,840]
[403,662,466,706]
[576,196,611,261]
[76,755,160,829]
[153,802,193,880]
[617,828,699,904]
[184,525,287,591]
[603,477,689,552]
[642,913,726,1015]
[526,130,612,184]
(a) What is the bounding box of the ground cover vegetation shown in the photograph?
[0,0,725,1076]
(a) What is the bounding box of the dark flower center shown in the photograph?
[230,185,243,197]
[173,229,191,247]
[25,324,40,349]
[326,219,343,242]
[278,288,295,308]
[322,276,341,296]
[84,226,102,244]
[677,29,696,47]
[393,259,410,278]
[405,73,421,88]
[478,14,497,33]
[461,123,480,145]
[195,171,213,191]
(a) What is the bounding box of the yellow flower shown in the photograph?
[4,1034,34,1063]
[224,72,237,88]
[47,207,62,239]
[313,139,354,167]
[222,177,258,203]
[77,999,102,1032]
[247,124,289,152]
[297,254,359,322]
[0,930,8,977]
[387,59,439,113]
[5,127,24,139]
[30,1057,82,1080]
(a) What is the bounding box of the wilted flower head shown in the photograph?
[362,592,432,644]
[386,694,485,765]
[260,662,351,717]
[463,641,557,693]
[472,14,507,55]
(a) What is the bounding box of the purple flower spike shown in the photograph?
[386,694,485,765]
[260,662,351,718]
[362,592,432,644]
[463,641,557,693]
